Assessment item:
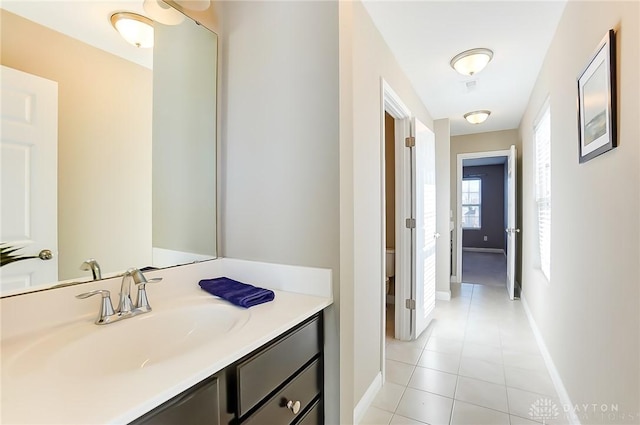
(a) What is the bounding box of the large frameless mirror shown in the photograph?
[1,0,218,296]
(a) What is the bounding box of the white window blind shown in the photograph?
[534,104,551,281]
[462,178,481,229]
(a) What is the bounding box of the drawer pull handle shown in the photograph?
[286,400,301,415]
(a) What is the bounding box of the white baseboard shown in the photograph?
[521,294,581,425]
[462,247,505,254]
[354,372,382,425]
[436,290,451,301]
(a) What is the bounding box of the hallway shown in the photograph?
[462,251,507,288]
[362,284,565,425]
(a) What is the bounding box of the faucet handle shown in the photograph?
[134,275,162,312]
[76,290,116,325]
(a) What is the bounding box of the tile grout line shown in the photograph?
[448,283,475,425]
[499,306,513,425]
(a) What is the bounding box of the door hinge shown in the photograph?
[405,299,416,310]
[405,218,416,229]
[405,136,415,147]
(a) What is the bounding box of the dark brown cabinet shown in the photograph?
[130,312,323,425]
[131,375,227,425]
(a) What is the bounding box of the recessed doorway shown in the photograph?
[456,148,519,299]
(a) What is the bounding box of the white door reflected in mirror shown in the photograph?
[1,66,58,293]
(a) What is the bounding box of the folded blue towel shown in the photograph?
[198,277,275,308]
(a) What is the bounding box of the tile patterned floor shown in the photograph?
[361,283,568,425]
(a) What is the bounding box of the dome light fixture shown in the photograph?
[464,110,491,124]
[450,48,494,76]
[110,12,154,48]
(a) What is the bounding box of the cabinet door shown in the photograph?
[131,377,220,425]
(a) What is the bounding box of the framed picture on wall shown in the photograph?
[577,29,617,163]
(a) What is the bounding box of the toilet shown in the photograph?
[385,249,395,295]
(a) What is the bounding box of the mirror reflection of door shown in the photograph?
[1,66,58,292]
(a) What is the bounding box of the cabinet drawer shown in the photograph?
[295,400,321,425]
[243,359,320,425]
[236,315,321,417]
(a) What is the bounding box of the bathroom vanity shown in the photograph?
[134,313,323,425]
[0,259,332,424]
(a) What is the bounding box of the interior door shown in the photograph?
[1,66,58,293]
[411,117,436,339]
[506,145,519,300]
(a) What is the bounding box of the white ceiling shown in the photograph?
[362,1,567,136]
[5,1,566,136]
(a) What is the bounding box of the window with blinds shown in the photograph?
[534,103,551,281]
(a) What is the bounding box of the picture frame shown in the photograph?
[577,29,617,163]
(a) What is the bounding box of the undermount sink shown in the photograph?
[5,299,250,379]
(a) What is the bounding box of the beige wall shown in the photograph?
[449,129,521,281]
[1,10,152,281]
[219,2,439,418]
[339,2,356,421]
[519,1,639,421]
[435,119,451,295]
[341,0,438,415]
[218,2,340,422]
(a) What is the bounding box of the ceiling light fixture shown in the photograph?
[464,110,491,124]
[110,12,154,48]
[450,48,494,76]
[143,0,185,25]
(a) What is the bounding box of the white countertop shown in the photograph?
[0,258,333,424]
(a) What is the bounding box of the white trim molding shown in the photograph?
[354,372,383,425]
[456,149,511,283]
[521,294,581,425]
[436,290,451,301]
[382,78,412,342]
[462,247,505,254]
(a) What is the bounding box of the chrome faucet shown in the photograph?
[118,268,162,314]
[76,268,162,325]
[117,268,137,315]
[80,258,102,280]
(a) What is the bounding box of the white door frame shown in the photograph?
[455,149,511,282]
[380,79,412,379]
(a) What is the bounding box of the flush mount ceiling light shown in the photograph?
[464,110,491,124]
[450,48,494,76]
[110,12,154,48]
[143,0,185,25]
